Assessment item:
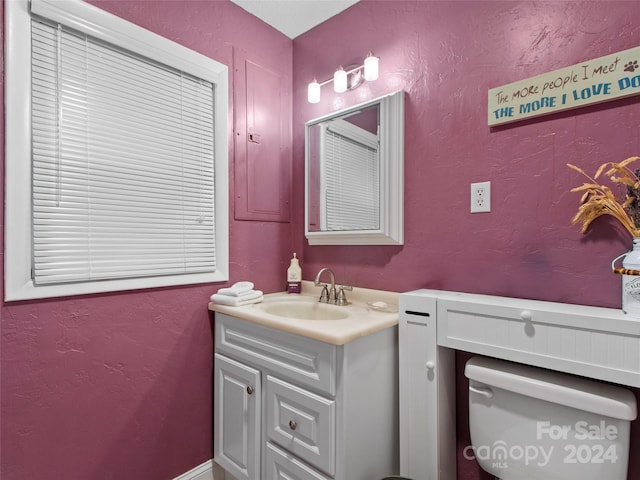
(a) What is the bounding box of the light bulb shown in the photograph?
[334,67,347,93]
[308,80,321,103]
[364,55,379,82]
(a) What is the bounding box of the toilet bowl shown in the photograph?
[465,356,637,480]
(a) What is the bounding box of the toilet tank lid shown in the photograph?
[465,356,638,421]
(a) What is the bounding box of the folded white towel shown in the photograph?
[211,290,263,306]
[216,281,255,297]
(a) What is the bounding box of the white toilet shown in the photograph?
[465,356,638,480]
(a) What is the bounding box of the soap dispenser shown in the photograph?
[287,253,302,293]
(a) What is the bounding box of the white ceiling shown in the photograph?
[230,0,359,39]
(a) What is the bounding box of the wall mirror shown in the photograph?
[305,90,404,245]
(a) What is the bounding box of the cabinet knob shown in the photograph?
[520,310,532,321]
[246,386,254,395]
[288,420,297,431]
[425,361,435,370]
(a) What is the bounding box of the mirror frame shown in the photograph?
[304,90,404,245]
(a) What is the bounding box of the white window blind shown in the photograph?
[321,119,379,231]
[31,19,217,285]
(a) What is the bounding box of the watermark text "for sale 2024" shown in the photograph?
[463,420,619,470]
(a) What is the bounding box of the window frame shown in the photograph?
[5,0,229,300]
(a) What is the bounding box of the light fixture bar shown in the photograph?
[307,53,380,103]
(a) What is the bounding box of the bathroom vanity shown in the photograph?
[209,285,399,480]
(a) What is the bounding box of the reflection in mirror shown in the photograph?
[305,90,404,245]
[308,105,380,232]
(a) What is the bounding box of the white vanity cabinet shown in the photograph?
[213,312,398,480]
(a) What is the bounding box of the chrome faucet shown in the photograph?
[314,268,352,305]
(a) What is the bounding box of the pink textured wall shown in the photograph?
[3,1,640,479]
[291,1,640,479]
[293,0,640,306]
[1,1,293,478]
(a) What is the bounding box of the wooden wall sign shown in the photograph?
[488,46,640,126]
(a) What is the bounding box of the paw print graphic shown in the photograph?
[624,60,638,73]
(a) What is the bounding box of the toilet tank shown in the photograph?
[465,356,637,480]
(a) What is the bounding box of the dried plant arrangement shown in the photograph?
[567,156,640,238]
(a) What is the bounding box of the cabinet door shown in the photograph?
[399,294,456,480]
[214,353,261,480]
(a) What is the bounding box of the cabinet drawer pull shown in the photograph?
[288,420,297,431]
[246,386,254,395]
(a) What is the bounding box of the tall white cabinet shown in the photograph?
[213,313,398,480]
[398,292,456,480]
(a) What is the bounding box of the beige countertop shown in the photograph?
[208,281,399,345]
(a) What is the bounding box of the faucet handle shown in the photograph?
[319,285,330,303]
[335,285,352,306]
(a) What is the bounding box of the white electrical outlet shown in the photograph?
[470,181,491,213]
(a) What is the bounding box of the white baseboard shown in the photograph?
[173,459,226,480]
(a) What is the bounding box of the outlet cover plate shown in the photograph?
[471,181,491,213]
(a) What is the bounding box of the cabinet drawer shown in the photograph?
[265,375,336,476]
[265,442,330,480]
[437,296,640,386]
[215,314,337,394]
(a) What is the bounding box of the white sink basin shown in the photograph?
[255,299,349,320]
[209,283,399,345]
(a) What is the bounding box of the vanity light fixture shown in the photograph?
[307,53,380,103]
